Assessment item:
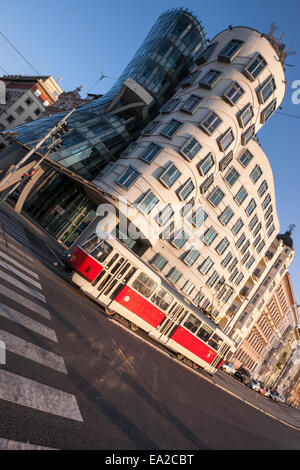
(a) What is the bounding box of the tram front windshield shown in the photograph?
[82,234,113,262]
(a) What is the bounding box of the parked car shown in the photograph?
[220,362,236,375]
[264,387,271,398]
[269,390,279,400]
[250,379,261,391]
[258,384,267,395]
[234,367,251,386]
[277,394,286,404]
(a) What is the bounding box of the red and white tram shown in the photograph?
[69,233,235,375]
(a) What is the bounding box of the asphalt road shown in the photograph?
[0,208,299,450]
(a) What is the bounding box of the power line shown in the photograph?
[0,30,40,75]
[278,111,300,119]
[0,64,9,75]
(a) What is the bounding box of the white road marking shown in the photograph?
[0,238,33,262]
[0,249,38,278]
[0,369,83,422]
[0,438,56,450]
[0,303,57,342]
[0,268,46,303]
[0,259,42,289]
[0,286,50,320]
[0,330,66,373]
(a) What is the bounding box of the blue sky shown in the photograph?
[1,0,300,302]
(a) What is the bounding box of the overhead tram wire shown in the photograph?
[0,30,40,75]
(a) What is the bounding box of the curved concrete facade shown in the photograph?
[92,26,287,327]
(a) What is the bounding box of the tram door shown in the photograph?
[86,250,137,306]
[151,303,188,344]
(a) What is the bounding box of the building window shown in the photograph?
[158,204,174,226]
[249,214,258,230]
[180,136,202,161]
[180,70,200,88]
[217,128,234,151]
[161,98,181,113]
[200,174,214,194]
[138,190,159,214]
[267,225,275,237]
[199,257,214,275]
[258,180,268,197]
[198,152,214,176]
[139,143,163,164]
[235,186,248,205]
[228,257,238,272]
[184,249,200,266]
[236,233,246,249]
[235,273,244,286]
[224,167,239,187]
[232,218,243,235]
[200,111,222,135]
[15,105,25,115]
[238,103,254,128]
[180,94,203,114]
[253,222,262,237]
[6,115,15,124]
[264,205,273,220]
[241,124,255,145]
[250,165,262,183]
[207,187,225,207]
[202,226,218,246]
[238,148,254,167]
[216,237,229,255]
[219,206,234,225]
[151,254,168,271]
[262,193,271,210]
[116,166,140,189]
[178,178,195,201]
[159,164,181,188]
[34,108,41,116]
[246,256,255,269]
[266,215,273,229]
[160,119,183,138]
[182,280,195,295]
[223,81,244,105]
[257,75,276,104]
[221,252,233,268]
[206,271,219,287]
[260,99,277,124]
[199,69,222,89]
[219,151,233,172]
[25,97,33,106]
[245,198,257,216]
[172,230,189,249]
[257,240,265,253]
[218,39,244,62]
[167,268,182,284]
[243,53,267,81]
[192,207,208,228]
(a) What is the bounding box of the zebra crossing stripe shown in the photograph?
[0,286,51,320]
[0,249,38,277]
[0,438,56,450]
[0,302,57,342]
[0,238,33,262]
[0,268,46,303]
[0,369,83,422]
[0,259,42,289]
[0,329,67,373]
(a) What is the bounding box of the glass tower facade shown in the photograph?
[2,8,207,247]
[4,9,206,181]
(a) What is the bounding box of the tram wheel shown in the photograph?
[105,307,115,316]
[177,354,184,360]
[130,322,139,332]
[192,363,199,370]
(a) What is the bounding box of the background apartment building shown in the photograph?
[0,75,63,152]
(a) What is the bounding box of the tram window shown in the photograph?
[151,288,174,311]
[106,253,119,268]
[197,324,213,342]
[90,240,113,262]
[208,333,222,351]
[82,234,99,252]
[110,257,125,274]
[132,272,157,298]
[183,314,201,333]
[118,262,131,278]
[123,267,137,284]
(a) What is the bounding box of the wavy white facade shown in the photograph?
[92,26,292,344]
